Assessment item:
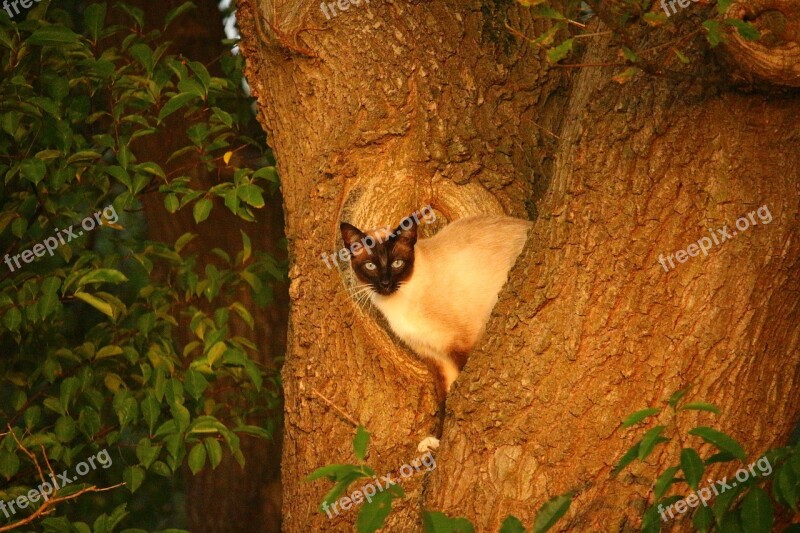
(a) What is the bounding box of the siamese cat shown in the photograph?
[340,214,532,396]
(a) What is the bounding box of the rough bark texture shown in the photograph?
[236,0,800,531]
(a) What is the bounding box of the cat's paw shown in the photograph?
[417,436,440,453]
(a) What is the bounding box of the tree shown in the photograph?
[0,2,285,531]
[236,0,800,530]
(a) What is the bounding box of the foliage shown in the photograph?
[614,389,800,532]
[421,492,571,533]
[511,0,761,83]
[307,426,406,533]
[309,427,572,533]
[0,1,284,531]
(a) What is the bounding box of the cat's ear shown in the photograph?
[391,215,418,246]
[340,222,366,249]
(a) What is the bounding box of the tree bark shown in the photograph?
[236,0,800,531]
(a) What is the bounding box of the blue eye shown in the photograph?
[391,260,404,268]
[364,262,377,271]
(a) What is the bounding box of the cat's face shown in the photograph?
[340,217,417,296]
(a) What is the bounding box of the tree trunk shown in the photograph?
[236,0,800,530]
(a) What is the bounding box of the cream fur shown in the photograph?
[370,215,532,391]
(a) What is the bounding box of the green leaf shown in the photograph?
[193,198,213,223]
[668,388,690,408]
[123,465,145,493]
[706,451,737,464]
[654,466,680,500]
[703,20,725,47]
[158,92,198,121]
[252,166,279,183]
[237,184,265,208]
[27,26,81,46]
[136,438,161,468]
[165,1,196,28]
[118,4,144,27]
[211,107,233,128]
[306,463,364,482]
[129,43,154,74]
[612,442,640,476]
[681,402,720,414]
[319,471,366,512]
[353,425,370,462]
[20,158,46,184]
[79,268,129,286]
[74,291,114,317]
[137,162,166,178]
[175,232,197,253]
[235,425,271,439]
[141,395,160,435]
[720,510,744,533]
[680,448,705,490]
[96,345,123,359]
[178,78,206,98]
[713,483,744,525]
[532,493,572,533]
[740,487,772,533]
[0,450,20,479]
[529,5,563,19]
[638,426,667,460]
[55,416,77,442]
[189,61,211,91]
[499,515,526,533]
[726,19,760,41]
[164,194,180,213]
[688,427,746,461]
[106,166,132,189]
[184,369,208,400]
[240,230,252,264]
[60,376,80,409]
[423,511,476,533]
[356,489,399,533]
[204,438,223,469]
[84,3,107,40]
[546,38,574,63]
[643,12,668,26]
[641,504,662,533]
[693,505,714,532]
[78,407,101,438]
[188,442,207,475]
[622,408,660,428]
[612,66,640,85]
[621,47,639,63]
[717,0,733,14]
[776,465,797,510]
[3,307,22,331]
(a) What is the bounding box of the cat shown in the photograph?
[340,213,533,397]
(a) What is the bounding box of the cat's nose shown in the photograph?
[379,280,391,289]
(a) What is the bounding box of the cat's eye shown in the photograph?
[364,262,377,271]
[391,259,404,269]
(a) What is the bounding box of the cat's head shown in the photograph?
[340,216,418,296]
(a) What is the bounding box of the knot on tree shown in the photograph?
[722,0,800,87]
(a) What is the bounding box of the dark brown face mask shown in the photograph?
[340,216,418,296]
